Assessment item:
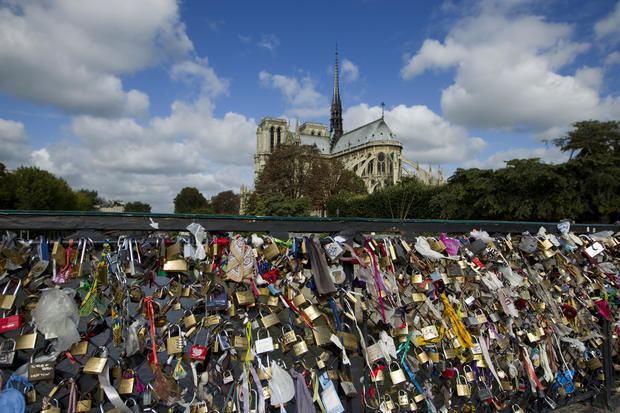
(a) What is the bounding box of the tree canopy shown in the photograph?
[0,166,77,210]
[173,187,210,214]
[553,120,619,159]
[125,201,152,213]
[255,144,367,212]
[210,190,240,214]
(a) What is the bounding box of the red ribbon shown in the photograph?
[262,269,279,284]
[281,295,314,329]
[519,347,545,390]
[144,297,158,368]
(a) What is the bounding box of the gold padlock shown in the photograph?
[83,347,108,375]
[15,327,38,350]
[236,289,256,306]
[267,295,280,306]
[183,310,197,329]
[292,290,307,307]
[302,304,321,321]
[166,325,184,355]
[456,375,471,396]
[281,325,297,346]
[389,361,406,385]
[371,363,384,382]
[383,395,395,410]
[41,399,61,413]
[464,365,474,382]
[398,390,409,406]
[293,335,309,356]
[261,309,280,328]
[117,369,135,394]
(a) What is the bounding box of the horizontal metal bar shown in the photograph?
[0,210,617,235]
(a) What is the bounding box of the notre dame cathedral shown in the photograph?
[243,52,443,211]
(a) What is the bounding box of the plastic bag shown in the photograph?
[186,223,207,260]
[31,288,80,352]
[440,233,460,256]
[268,360,294,406]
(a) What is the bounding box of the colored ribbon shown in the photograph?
[143,297,158,368]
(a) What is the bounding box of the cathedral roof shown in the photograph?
[331,118,398,153]
[299,134,331,154]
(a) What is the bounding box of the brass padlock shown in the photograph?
[0,278,21,310]
[398,390,409,406]
[203,313,220,327]
[261,309,280,328]
[457,375,471,396]
[267,295,280,306]
[464,365,474,382]
[586,352,603,370]
[183,310,197,329]
[236,289,256,306]
[117,369,135,394]
[512,404,525,413]
[371,363,384,382]
[389,361,406,385]
[41,399,61,413]
[302,304,321,321]
[293,335,309,356]
[316,356,326,369]
[28,350,55,382]
[292,290,307,307]
[76,394,92,412]
[281,325,297,346]
[83,346,108,375]
[166,324,184,355]
[383,395,396,410]
[15,326,38,350]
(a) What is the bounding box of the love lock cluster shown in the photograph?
[0,223,618,413]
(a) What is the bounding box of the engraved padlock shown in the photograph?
[389,361,406,385]
[302,303,321,321]
[83,346,108,375]
[260,308,280,328]
[0,278,21,310]
[464,365,475,382]
[182,309,197,329]
[398,390,409,406]
[383,394,396,410]
[293,335,309,356]
[0,338,16,366]
[456,374,471,397]
[255,328,275,354]
[281,325,297,346]
[166,324,184,355]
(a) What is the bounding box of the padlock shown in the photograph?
[464,365,474,382]
[183,309,197,329]
[26,386,37,404]
[166,324,184,355]
[389,361,406,384]
[111,360,123,380]
[255,329,275,354]
[383,394,396,410]
[281,325,297,346]
[586,351,603,370]
[262,241,280,261]
[117,369,135,394]
[366,337,384,363]
[316,356,326,369]
[428,346,440,363]
[456,375,471,397]
[75,393,93,412]
[70,340,89,356]
[371,363,384,382]
[0,278,21,310]
[260,308,280,328]
[28,349,55,382]
[0,308,23,333]
[15,325,38,350]
[196,401,208,413]
[512,404,525,413]
[189,327,208,361]
[477,383,492,401]
[0,338,16,366]
[302,304,321,321]
[223,369,234,384]
[398,390,409,406]
[83,346,108,375]
[129,285,144,303]
[234,334,248,350]
[293,335,309,356]
[41,398,61,413]
[235,287,256,306]
[267,294,280,307]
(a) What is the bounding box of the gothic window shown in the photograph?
[270,127,274,151]
[277,127,281,145]
[368,159,374,175]
[377,152,386,174]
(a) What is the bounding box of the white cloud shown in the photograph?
[26,97,257,212]
[257,34,280,52]
[401,5,620,138]
[171,57,230,98]
[595,1,620,42]
[343,103,486,165]
[606,51,620,66]
[259,71,329,119]
[341,59,359,82]
[0,118,32,168]
[0,0,193,116]
[463,146,569,170]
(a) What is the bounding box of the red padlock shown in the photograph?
[189,345,207,361]
[0,311,22,333]
[442,362,455,379]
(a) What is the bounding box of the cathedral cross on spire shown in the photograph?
[330,47,343,142]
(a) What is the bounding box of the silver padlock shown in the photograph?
[0,338,16,366]
[142,383,153,406]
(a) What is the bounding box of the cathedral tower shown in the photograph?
[329,49,343,142]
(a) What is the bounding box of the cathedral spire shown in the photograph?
[330,47,343,141]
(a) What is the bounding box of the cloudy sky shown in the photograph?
[0,0,619,212]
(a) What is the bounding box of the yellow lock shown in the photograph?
[83,347,108,375]
[166,325,184,355]
[389,361,406,385]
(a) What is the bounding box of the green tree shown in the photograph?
[173,187,210,213]
[1,166,76,210]
[74,189,99,211]
[125,201,152,213]
[210,190,240,214]
[248,192,311,217]
[553,120,620,159]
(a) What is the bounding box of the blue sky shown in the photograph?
[1,0,619,212]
